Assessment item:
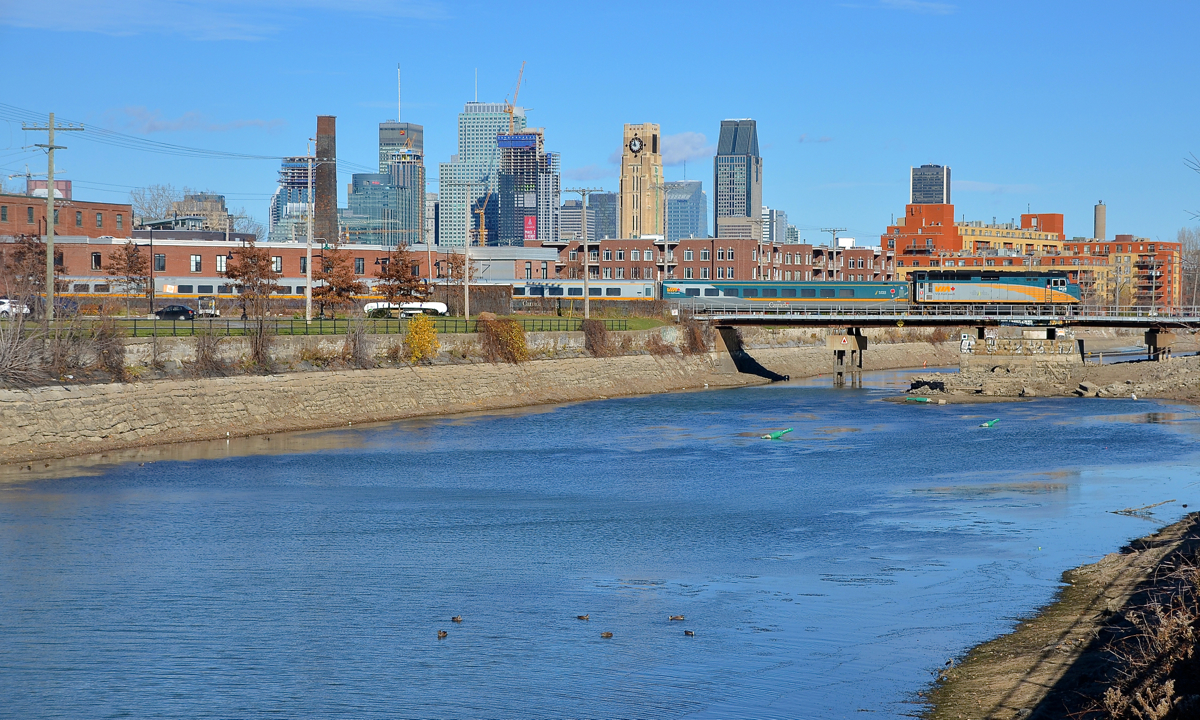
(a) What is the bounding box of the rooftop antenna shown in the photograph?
[397,64,402,122]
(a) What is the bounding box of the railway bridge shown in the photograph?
[678,302,1200,387]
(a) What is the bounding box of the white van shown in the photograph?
[363,301,449,318]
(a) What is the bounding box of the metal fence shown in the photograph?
[119,316,628,338]
[678,301,1200,326]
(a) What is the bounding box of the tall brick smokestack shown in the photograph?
[315,115,337,245]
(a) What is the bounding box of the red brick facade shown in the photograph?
[0,193,131,239]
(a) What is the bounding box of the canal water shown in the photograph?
[3,370,1199,719]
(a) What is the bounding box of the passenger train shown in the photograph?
[53,270,1080,313]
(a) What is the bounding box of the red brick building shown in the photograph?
[0,193,131,239]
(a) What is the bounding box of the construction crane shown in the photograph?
[504,61,526,135]
[473,191,493,246]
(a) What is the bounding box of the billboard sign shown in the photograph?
[498,134,538,149]
[523,216,537,241]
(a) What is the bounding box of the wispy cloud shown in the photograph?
[0,0,447,41]
[564,165,614,181]
[798,134,834,144]
[955,180,1038,194]
[108,106,286,134]
[661,132,715,166]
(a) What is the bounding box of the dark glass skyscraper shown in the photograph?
[588,192,618,239]
[910,164,950,204]
[665,181,707,242]
[714,119,762,239]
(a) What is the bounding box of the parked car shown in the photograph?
[0,297,30,318]
[154,305,195,321]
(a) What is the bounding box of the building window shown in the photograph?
[603,267,612,279]
[116,214,123,230]
[569,250,577,261]
[631,250,640,261]
[154,254,166,272]
[717,267,724,279]
[525,261,532,279]
[96,212,104,228]
[616,249,624,261]
[728,249,734,261]
[91,252,102,270]
[717,248,725,261]
[26,207,34,224]
[190,255,202,272]
[728,268,735,279]
[541,261,548,279]
[0,206,5,222]
[354,257,365,274]
[272,256,283,273]
[700,267,709,279]
[684,249,693,261]
[300,257,307,274]
[216,254,227,273]
[603,249,612,261]
[75,211,83,227]
[53,209,59,225]
[589,250,598,261]
[700,249,709,261]
[616,267,624,279]
[684,267,693,279]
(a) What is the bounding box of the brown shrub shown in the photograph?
[342,320,373,369]
[582,319,611,357]
[90,316,126,381]
[680,320,711,355]
[191,330,227,377]
[477,312,527,363]
[645,333,676,356]
[927,327,949,345]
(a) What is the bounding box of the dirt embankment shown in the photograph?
[927,513,1200,720]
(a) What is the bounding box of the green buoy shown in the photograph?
[761,428,794,440]
[979,419,999,428]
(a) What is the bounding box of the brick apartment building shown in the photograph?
[0,193,132,239]
[882,202,1180,307]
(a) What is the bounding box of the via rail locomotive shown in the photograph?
[661,270,1080,309]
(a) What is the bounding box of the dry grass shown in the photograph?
[477,312,527,364]
[90,316,126,381]
[190,330,227,378]
[680,320,711,356]
[342,320,373,369]
[645,333,676,356]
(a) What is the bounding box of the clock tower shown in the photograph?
[619,123,663,239]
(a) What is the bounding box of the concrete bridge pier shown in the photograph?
[1146,329,1176,361]
[828,328,867,388]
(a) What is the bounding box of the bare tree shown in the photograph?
[1178,227,1200,307]
[129,184,189,226]
[106,241,149,316]
[0,236,46,384]
[229,207,266,239]
[223,241,281,368]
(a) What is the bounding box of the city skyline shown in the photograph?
[2,1,1198,244]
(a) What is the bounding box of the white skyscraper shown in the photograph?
[437,102,527,246]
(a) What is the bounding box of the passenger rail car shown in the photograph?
[663,280,910,308]
[511,280,657,299]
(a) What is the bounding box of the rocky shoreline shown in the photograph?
[906,353,1200,403]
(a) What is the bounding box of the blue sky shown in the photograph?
[1,0,1197,244]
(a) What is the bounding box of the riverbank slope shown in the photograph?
[0,340,957,465]
[927,512,1200,719]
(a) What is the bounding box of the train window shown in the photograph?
[529,287,545,296]
[742,289,758,297]
[275,287,292,295]
[703,288,719,296]
[217,285,232,294]
[819,289,835,298]
[684,288,700,296]
[781,288,797,298]
[548,287,563,296]
[722,288,739,297]
[198,285,214,294]
[73,284,89,293]
[762,288,778,298]
[801,288,816,298]
[589,287,601,296]
[93,284,109,293]
[838,289,855,298]
[568,287,583,296]
[178,285,194,294]
[512,287,526,295]
[607,288,622,296]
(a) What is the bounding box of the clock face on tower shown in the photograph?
[628,137,643,154]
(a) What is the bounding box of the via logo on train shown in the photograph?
[662,270,1081,306]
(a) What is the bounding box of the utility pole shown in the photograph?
[564,187,602,318]
[306,140,315,323]
[23,113,82,323]
[820,227,847,281]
